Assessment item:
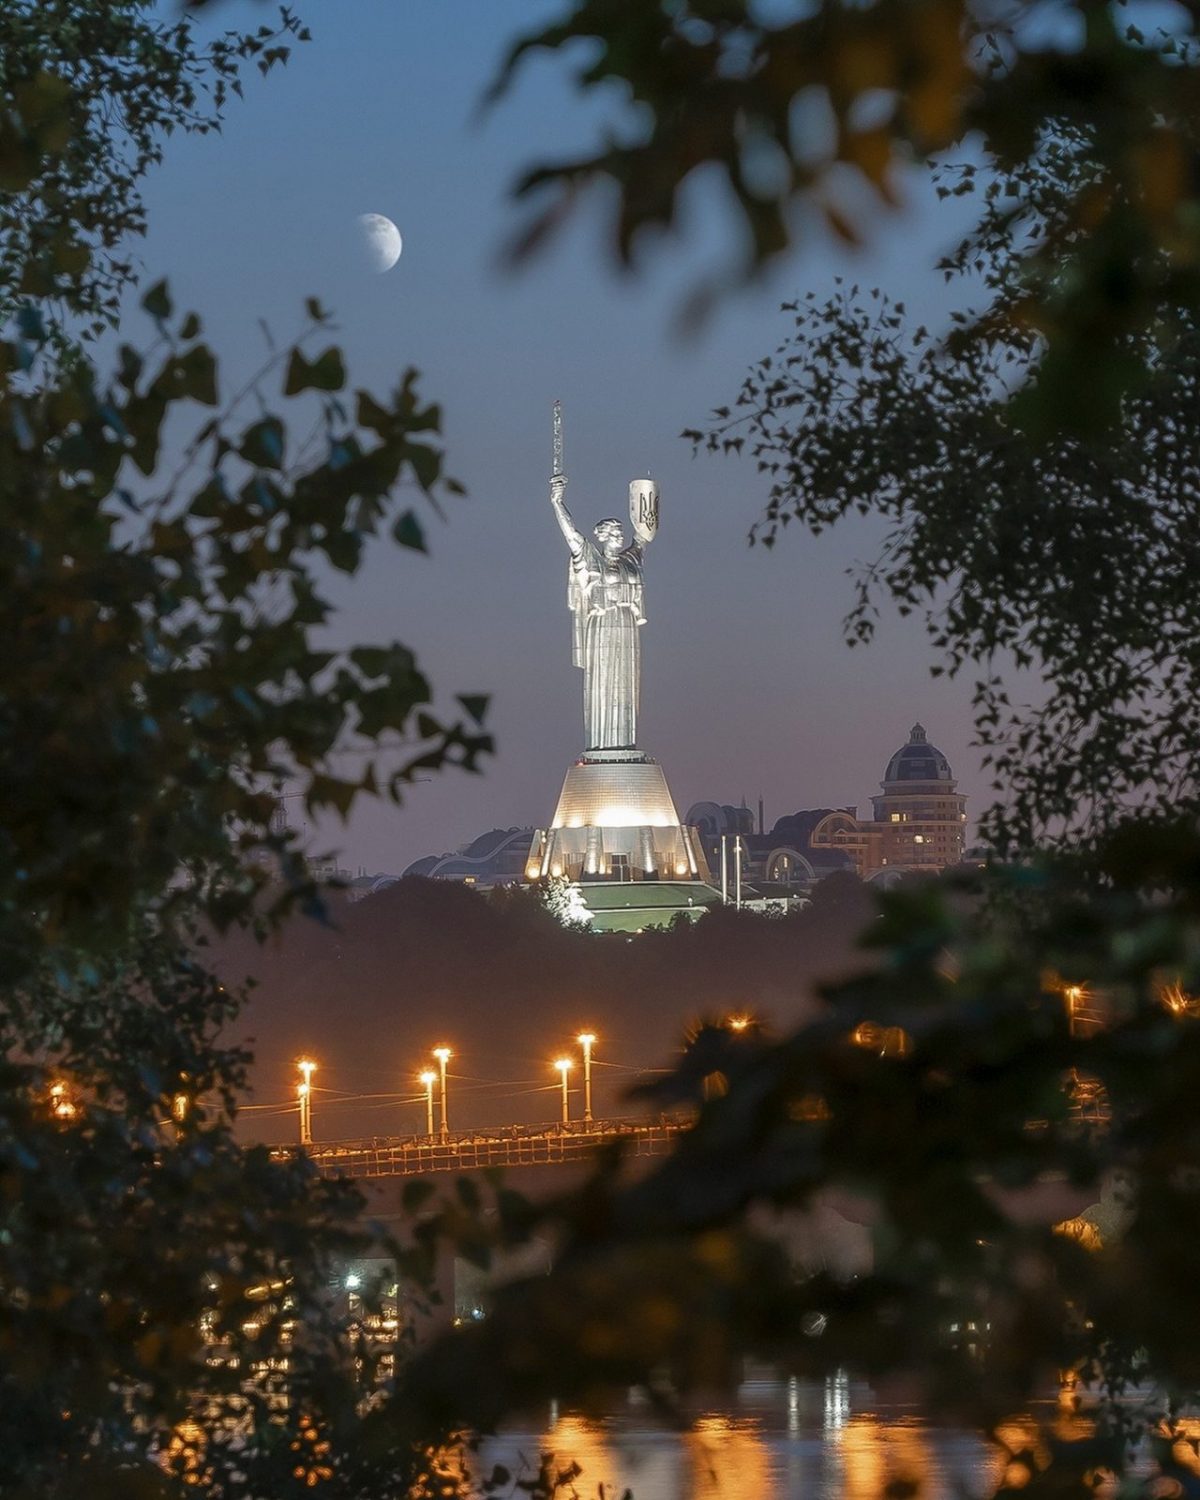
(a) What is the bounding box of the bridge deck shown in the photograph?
[283,1118,686,1179]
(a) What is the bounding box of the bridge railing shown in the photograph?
[279,1116,689,1179]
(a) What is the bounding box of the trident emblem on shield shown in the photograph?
[629,478,659,545]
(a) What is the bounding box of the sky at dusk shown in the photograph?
[137,0,997,875]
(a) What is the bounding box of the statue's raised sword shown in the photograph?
[552,398,564,483]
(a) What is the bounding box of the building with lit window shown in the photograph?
[809,723,968,880]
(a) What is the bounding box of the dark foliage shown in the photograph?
[495,1,1200,423]
[690,139,1200,851]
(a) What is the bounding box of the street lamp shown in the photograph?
[1065,985,1083,1038]
[432,1047,452,1140]
[418,1069,436,1138]
[576,1031,596,1123]
[554,1057,572,1126]
[297,1057,316,1146]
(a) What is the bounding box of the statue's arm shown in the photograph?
[550,476,585,556]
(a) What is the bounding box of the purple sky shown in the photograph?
[139,0,997,874]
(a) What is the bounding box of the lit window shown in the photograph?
[914,835,925,844]
[890,813,901,823]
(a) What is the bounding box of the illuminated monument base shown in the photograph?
[527,748,711,887]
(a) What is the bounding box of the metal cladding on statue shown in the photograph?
[629,478,659,544]
[551,476,649,751]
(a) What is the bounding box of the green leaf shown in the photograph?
[457,694,489,725]
[355,391,391,436]
[239,416,285,469]
[283,345,345,395]
[190,476,228,519]
[141,279,172,322]
[403,442,441,493]
[402,1179,436,1213]
[392,511,426,553]
[160,344,218,406]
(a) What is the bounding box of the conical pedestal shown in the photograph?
[527,748,710,884]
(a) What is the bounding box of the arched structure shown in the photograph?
[763,847,816,885]
[402,828,535,888]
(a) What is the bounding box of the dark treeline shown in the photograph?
[216,874,874,1141]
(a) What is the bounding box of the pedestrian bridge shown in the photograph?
[285,1117,687,1181]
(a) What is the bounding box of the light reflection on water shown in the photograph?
[480,1377,1010,1500]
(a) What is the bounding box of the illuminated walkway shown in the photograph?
[285,1117,687,1179]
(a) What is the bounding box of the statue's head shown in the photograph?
[593,518,625,558]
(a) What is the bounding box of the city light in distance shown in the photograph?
[49,1080,76,1120]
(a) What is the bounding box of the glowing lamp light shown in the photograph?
[49,1081,76,1120]
[418,1069,436,1088]
[296,1058,317,1146]
[432,1047,452,1064]
[727,1016,751,1032]
[554,1056,573,1124]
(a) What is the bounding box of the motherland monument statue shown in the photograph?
[549,397,659,751]
[527,404,710,899]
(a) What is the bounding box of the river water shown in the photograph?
[478,1374,1019,1500]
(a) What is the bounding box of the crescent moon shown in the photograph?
[358,213,402,273]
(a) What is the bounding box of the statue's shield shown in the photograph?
[629,479,659,544]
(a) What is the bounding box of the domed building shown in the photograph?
[810,724,968,880]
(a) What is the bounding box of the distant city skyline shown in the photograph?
[138,0,1001,874]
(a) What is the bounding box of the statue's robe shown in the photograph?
[568,540,645,750]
